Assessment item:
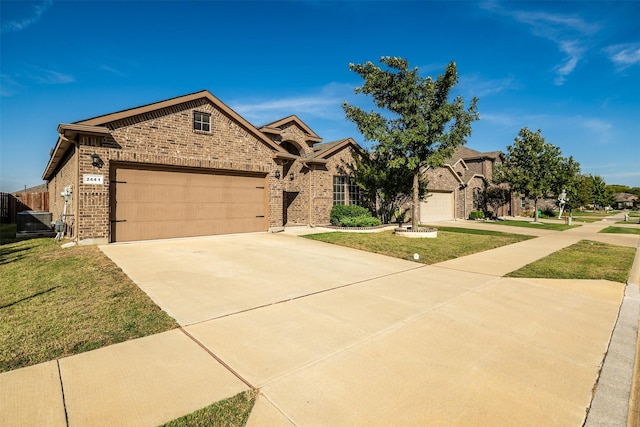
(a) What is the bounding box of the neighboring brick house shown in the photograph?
[420,146,520,222]
[43,90,362,244]
[614,193,639,210]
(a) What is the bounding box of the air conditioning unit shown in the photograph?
[16,211,55,237]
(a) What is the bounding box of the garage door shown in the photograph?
[420,191,454,223]
[111,166,267,242]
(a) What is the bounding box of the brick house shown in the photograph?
[614,193,639,210]
[43,90,362,244]
[420,146,520,221]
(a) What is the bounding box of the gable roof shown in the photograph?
[43,90,287,180]
[76,90,283,151]
[449,146,502,163]
[615,192,639,202]
[309,138,362,160]
[259,115,323,144]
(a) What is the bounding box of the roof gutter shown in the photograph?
[42,124,111,181]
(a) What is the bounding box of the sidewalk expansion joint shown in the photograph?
[262,275,503,388]
[179,327,256,391]
[185,264,430,327]
[56,360,70,427]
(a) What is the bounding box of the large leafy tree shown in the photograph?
[553,155,581,217]
[351,149,416,223]
[494,128,571,222]
[343,57,479,229]
[565,174,591,213]
[588,175,615,209]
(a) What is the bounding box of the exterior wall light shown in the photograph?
[290,172,295,180]
[274,170,280,179]
[90,153,103,168]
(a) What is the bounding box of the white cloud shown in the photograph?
[99,65,127,77]
[605,43,640,69]
[0,74,24,97]
[29,69,75,85]
[481,2,598,85]
[458,74,519,98]
[1,0,52,34]
[229,82,354,125]
[1,67,75,96]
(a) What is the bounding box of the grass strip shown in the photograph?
[506,240,635,283]
[161,390,256,427]
[304,230,532,264]
[570,211,620,217]
[429,226,532,238]
[0,237,178,372]
[479,220,577,231]
[600,226,640,235]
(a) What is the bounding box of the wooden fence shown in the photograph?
[0,192,49,223]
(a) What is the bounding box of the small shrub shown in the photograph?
[469,211,485,220]
[339,215,382,227]
[330,204,371,225]
[541,208,555,218]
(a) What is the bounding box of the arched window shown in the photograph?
[280,141,301,157]
[473,187,483,210]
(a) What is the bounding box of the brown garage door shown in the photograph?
[111,166,267,242]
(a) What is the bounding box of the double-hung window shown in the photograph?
[333,176,346,205]
[193,111,211,132]
[349,180,360,205]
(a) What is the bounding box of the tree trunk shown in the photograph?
[412,169,419,229]
[534,198,539,222]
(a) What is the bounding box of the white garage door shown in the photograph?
[420,191,454,223]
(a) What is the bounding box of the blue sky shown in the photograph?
[1,0,639,193]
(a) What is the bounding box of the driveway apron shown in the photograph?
[97,227,628,426]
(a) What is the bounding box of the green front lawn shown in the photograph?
[0,238,178,372]
[304,229,533,264]
[600,226,640,235]
[506,240,635,283]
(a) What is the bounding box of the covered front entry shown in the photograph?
[420,191,454,223]
[110,165,267,242]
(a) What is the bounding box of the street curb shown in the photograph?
[584,240,640,426]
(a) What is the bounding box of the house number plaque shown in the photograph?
[83,174,104,185]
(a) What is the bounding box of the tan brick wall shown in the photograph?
[77,141,110,240]
[461,176,486,218]
[279,123,314,156]
[315,146,359,224]
[67,98,281,242]
[281,159,310,225]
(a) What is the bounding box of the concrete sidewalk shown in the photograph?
[1,213,638,426]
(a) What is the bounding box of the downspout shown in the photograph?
[73,138,80,243]
[308,165,314,226]
[463,184,467,219]
[453,187,457,221]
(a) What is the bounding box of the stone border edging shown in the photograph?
[584,240,640,426]
[321,225,398,233]
[394,227,438,238]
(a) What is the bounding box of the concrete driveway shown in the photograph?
[99,231,625,426]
